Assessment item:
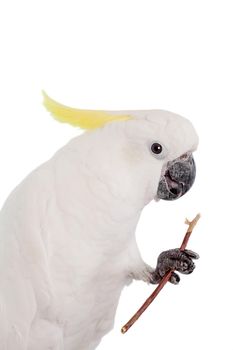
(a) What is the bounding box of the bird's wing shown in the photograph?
[0,165,53,349]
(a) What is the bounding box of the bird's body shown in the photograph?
[0,138,139,349]
[0,99,199,349]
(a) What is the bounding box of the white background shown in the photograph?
[0,1,232,349]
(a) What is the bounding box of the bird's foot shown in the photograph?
[150,248,199,285]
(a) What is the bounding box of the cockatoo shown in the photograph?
[0,93,199,350]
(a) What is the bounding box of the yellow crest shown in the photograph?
[42,91,133,130]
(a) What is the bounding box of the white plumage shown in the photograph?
[0,105,198,349]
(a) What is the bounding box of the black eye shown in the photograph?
[151,143,163,154]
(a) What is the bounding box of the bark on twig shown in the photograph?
[121,213,201,334]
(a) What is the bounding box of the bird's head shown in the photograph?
[106,109,198,203]
[43,93,198,206]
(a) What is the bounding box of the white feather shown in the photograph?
[0,110,198,349]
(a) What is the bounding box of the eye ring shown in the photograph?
[151,143,163,154]
[150,142,167,160]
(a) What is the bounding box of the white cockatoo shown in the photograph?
[0,93,199,350]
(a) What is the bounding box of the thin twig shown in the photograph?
[121,213,201,334]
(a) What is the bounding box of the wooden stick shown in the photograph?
[121,213,201,334]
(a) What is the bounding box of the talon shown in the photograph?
[183,249,200,259]
[169,272,180,285]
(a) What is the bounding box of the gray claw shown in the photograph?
[169,272,180,285]
[183,249,200,259]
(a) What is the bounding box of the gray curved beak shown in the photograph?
[157,153,196,201]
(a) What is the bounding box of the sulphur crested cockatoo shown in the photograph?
[0,93,199,350]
